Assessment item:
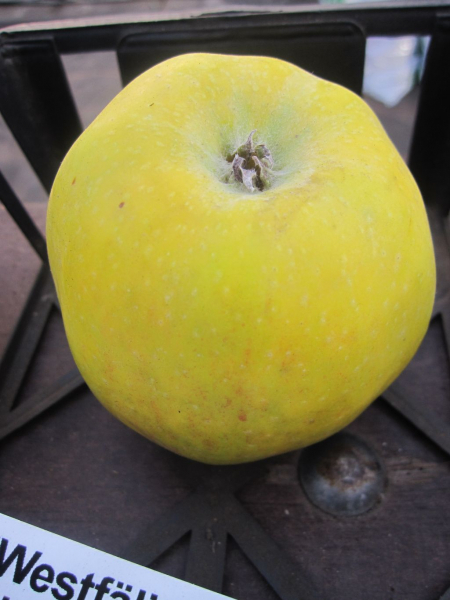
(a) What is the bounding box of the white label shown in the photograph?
[0,513,229,600]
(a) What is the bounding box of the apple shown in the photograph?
[47,53,435,464]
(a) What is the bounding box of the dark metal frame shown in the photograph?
[1,2,450,598]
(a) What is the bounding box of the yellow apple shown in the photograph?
[47,53,435,464]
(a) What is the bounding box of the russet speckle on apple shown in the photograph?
[47,53,436,464]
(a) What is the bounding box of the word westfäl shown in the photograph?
[0,538,157,600]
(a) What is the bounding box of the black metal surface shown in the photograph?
[1,3,450,599]
[0,164,85,438]
[0,252,85,439]
[0,368,84,439]
[0,1,449,54]
[299,433,386,517]
[0,171,47,263]
[378,208,450,459]
[409,16,450,214]
[0,38,82,192]
[118,21,365,93]
[122,461,323,600]
[0,264,54,414]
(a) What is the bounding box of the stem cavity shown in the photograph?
[226,130,274,193]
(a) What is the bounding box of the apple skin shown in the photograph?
[47,53,435,464]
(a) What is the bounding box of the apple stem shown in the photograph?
[226,130,273,193]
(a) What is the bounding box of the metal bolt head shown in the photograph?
[298,433,386,516]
